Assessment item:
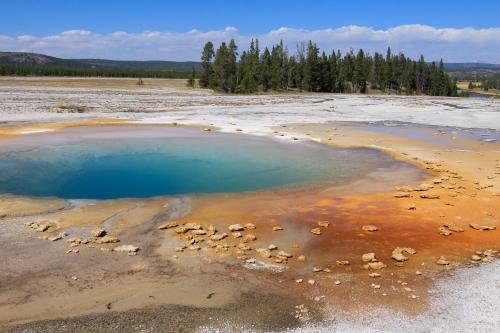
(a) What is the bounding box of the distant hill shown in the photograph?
[444,63,500,80]
[0,52,200,72]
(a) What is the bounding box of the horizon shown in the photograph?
[0,1,499,63]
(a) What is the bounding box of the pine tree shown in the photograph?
[199,42,215,88]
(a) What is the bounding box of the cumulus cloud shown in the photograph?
[0,25,499,63]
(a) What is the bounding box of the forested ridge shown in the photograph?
[195,39,458,96]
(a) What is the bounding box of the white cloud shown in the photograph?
[0,25,499,63]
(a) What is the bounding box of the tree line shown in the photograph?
[196,39,457,96]
[0,64,191,79]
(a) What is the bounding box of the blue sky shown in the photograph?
[1,0,499,35]
[1,0,499,62]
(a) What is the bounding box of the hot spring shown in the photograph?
[0,126,427,199]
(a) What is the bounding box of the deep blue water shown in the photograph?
[0,126,424,199]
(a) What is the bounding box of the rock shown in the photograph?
[362,225,378,232]
[307,279,315,285]
[207,224,216,236]
[413,183,434,191]
[362,253,376,262]
[114,245,139,253]
[256,248,272,258]
[471,254,481,261]
[94,235,120,244]
[310,228,322,235]
[203,128,211,132]
[371,283,381,289]
[420,193,440,199]
[245,258,256,264]
[391,247,417,262]
[210,233,228,241]
[369,273,381,278]
[469,223,496,231]
[242,234,257,242]
[436,256,450,265]
[297,255,307,262]
[408,204,416,210]
[336,260,350,266]
[272,226,284,231]
[91,229,106,237]
[237,243,251,251]
[35,223,51,232]
[367,262,387,270]
[158,222,178,230]
[334,280,341,285]
[231,232,242,238]
[244,223,256,230]
[48,232,67,242]
[313,267,322,272]
[192,229,206,235]
[185,223,202,230]
[188,245,201,251]
[318,221,330,228]
[268,244,278,250]
[394,192,411,198]
[228,224,244,232]
[296,279,303,283]
[277,251,293,258]
[438,227,452,236]
[416,271,422,275]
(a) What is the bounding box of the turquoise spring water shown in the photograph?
[0,126,424,199]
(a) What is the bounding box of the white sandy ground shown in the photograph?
[1,80,499,331]
[196,262,500,333]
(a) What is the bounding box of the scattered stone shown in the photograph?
[114,245,139,253]
[228,224,244,232]
[268,244,278,250]
[210,233,228,241]
[362,253,376,262]
[310,227,322,235]
[369,273,381,278]
[272,226,284,231]
[471,254,481,261]
[394,192,410,198]
[94,235,120,244]
[203,128,211,132]
[48,232,67,242]
[420,193,440,199]
[436,256,450,265]
[71,276,78,280]
[416,271,422,275]
[334,280,341,285]
[438,227,452,236]
[297,255,307,262]
[256,248,272,258]
[391,247,416,262]
[277,251,293,258]
[231,232,242,238]
[242,234,257,242]
[91,229,106,238]
[469,223,496,231]
[245,258,256,264]
[362,225,378,232]
[188,245,201,251]
[158,221,178,230]
[371,283,381,289]
[318,221,330,228]
[244,223,256,230]
[336,260,350,266]
[414,183,434,191]
[313,267,322,272]
[307,279,315,285]
[295,279,303,283]
[408,204,416,210]
[192,229,207,235]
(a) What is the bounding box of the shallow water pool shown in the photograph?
[0,126,426,199]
